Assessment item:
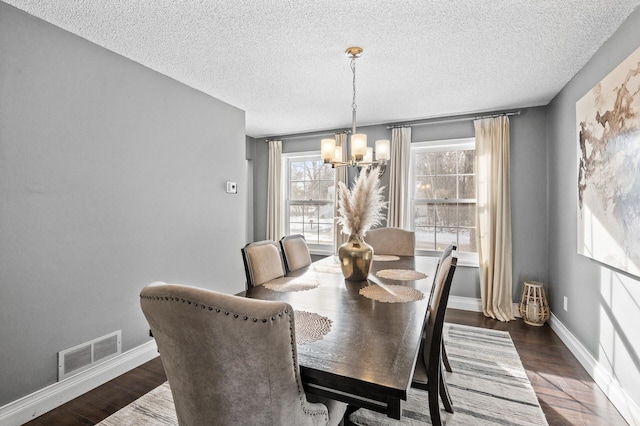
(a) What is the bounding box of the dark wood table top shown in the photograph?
[240,255,438,419]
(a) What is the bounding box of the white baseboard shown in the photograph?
[448,295,482,312]
[0,340,158,426]
[549,313,640,426]
[448,296,522,318]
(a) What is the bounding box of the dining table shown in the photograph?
[239,254,439,420]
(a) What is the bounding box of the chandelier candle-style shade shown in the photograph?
[363,147,373,163]
[321,47,389,173]
[333,145,343,163]
[375,139,390,161]
[321,138,336,160]
[351,134,367,161]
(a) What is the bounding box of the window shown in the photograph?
[410,138,477,263]
[283,152,335,252]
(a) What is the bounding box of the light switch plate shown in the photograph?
[226,182,237,194]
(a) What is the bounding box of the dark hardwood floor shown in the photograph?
[24,358,167,425]
[445,309,628,425]
[25,309,628,425]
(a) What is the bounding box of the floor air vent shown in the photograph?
[58,330,121,381]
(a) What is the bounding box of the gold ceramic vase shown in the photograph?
[338,234,373,281]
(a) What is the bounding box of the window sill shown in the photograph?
[309,246,334,257]
[415,250,479,268]
[455,258,479,268]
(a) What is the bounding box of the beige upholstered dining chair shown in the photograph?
[280,234,312,273]
[140,282,347,426]
[241,239,285,288]
[364,227,415,256]
[349,250,458,426]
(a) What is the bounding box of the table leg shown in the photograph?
[387,397,402,420]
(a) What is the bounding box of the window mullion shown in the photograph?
[282,153,335,248]
[410,137,477,256]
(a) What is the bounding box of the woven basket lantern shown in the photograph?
[519,281,550,326]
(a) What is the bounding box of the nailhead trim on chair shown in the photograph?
[141,294,329,423]
[140,295,290,324]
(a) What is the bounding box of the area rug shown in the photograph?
[98,381,176,425]
[350,324,548,425]
[98,324,547,426]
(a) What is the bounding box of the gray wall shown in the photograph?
[547,6,640,407]
[246,136,256,243]
[508,108,549,297]
[0,3,247,405]
[249,106,548,301]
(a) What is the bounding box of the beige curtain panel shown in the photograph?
[474,116,515,322]
[387,127,411,229]
[266,139,282,241]
[333,132,348,253]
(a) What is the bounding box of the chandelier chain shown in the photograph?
[351,57,357,112]
[351,57,358,135]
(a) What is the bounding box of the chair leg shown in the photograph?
[439,363,454,413]
[343,405,359,425]
[429,368,442,426]
[442,344,452,373]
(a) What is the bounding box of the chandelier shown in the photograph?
[321,47,390,170]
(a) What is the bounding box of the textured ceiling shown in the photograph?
[5,0,640,137]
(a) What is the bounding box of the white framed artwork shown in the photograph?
[577,46,640,277]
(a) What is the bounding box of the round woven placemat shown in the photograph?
[312,263,343,274]
[359,285,425,303]
[263,277,319,292]
[373,255,401,261]
[376,269,428,281]
[294,310,332,344]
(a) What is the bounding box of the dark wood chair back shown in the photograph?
[414,250,457,426]
[427,243,457,307]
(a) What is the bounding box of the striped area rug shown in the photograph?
[98,324,547,426]
[350,323,548,425]
[98,382,176,425]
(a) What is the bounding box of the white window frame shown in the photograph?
[409,137,479,267]
[282,151,335,255]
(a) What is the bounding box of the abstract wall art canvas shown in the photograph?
[577,46,640,277]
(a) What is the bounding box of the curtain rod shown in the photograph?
[265,130,350,143]
[264,110,521,141]
[386,110,521,129]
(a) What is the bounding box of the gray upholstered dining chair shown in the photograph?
[280,234,312,273]
[241,239,285,288]
[349,250,458,426]
[140,282,347,426]
[364,227,415,256]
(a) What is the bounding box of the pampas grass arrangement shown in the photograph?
[337,169,387,237]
